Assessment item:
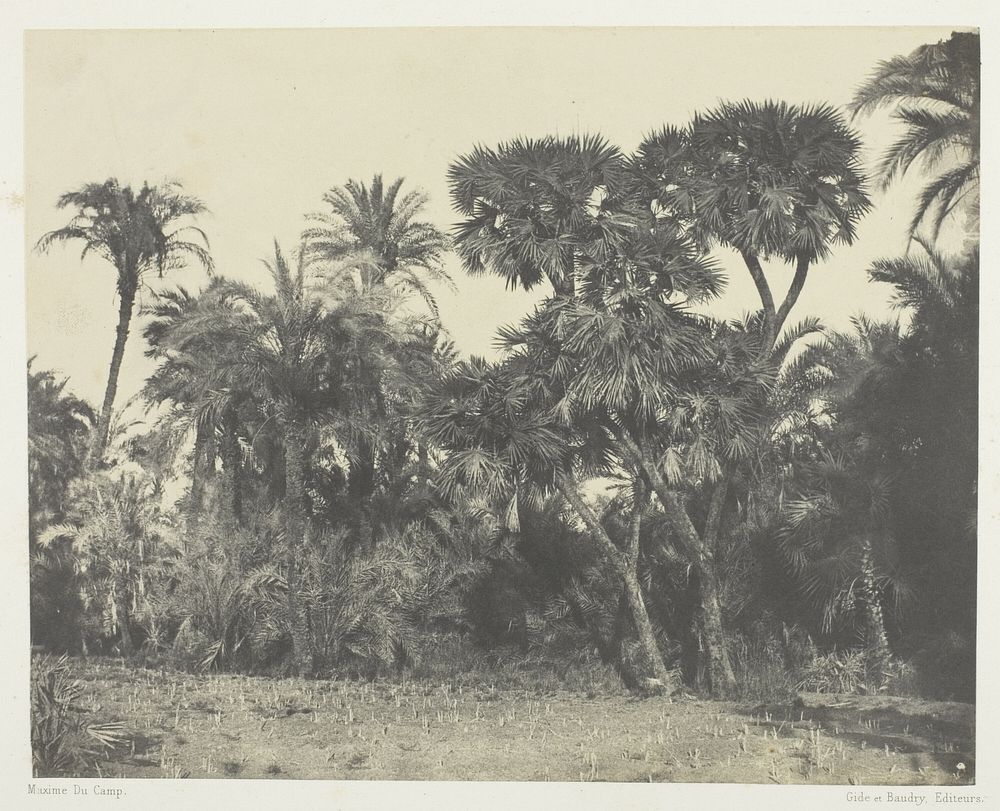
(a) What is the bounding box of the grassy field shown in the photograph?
[39,657,974,784]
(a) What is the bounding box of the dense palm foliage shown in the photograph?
[849,31,980,240]
[630,101,871,351]
[448,135,643,298]
[27,359,95,538]
[35,179,213,461]
[28,31,979,702]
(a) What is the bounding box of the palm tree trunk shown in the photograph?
[697,476,737,694]
[221,409,243,526]
[557,476,673,692]
[349,438,377,548]
[283,422,314,678]
[694,562,736,694]
[417,440,431,485]
[860,541,891,676]
[739,250,777,349]
[93,287,137,463]
[608,587,641,689]
[113,571,134,656]
[773,256,811,343]
[617,433,735,695]
[186,425,208,537]
[620,569,672,691]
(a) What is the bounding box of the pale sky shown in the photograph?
[25,27,959,408]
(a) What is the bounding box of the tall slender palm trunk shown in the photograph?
[283,423,314,678]
[186,426,209,538]
[93,287,137,464]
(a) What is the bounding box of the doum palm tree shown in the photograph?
[36,179,213,463]
[632,100,871,352]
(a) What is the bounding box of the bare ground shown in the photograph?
[49,658,974,784]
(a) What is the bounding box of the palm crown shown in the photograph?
[37,179,212,299]
[303,174,452,316]
[849,31,980,240]
[449,135,642,297]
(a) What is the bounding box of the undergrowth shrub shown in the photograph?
[728,624,813,702]
[797,650,868,693]
[797,648,922,696]
[30,655,126,777]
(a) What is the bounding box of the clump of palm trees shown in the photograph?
[28,31,979,702]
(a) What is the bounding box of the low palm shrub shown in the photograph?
[31,655,126,776]
[797,650,869,693]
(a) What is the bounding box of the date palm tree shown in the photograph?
[303,174,451,314]
[849,31,980,241]
[778,449,905,673]
[304,175,452,520]
[36,179,213,463]
[39,474,169,656]
[142,281,250,528]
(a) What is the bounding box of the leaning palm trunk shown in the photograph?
[620,570,673,690]
[618,436,735,695]
[558,476,674,692]
[282,423,314,678]
[92,288,136,464]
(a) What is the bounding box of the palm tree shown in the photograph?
[421,230,736,692]
[27,360,95,539]
[421,354,677,692]
[448,135,642,298]
[303,174,451,314]
[778,449,905,673]
[39,474,168,656]
[142,281,250,528]
[631,101,871,350]
[35,179,213,462]
[304,176,452,524]
[446,131,774,693]
[849,31,980,240]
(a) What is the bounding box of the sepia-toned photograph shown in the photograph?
[17,21,981,795]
